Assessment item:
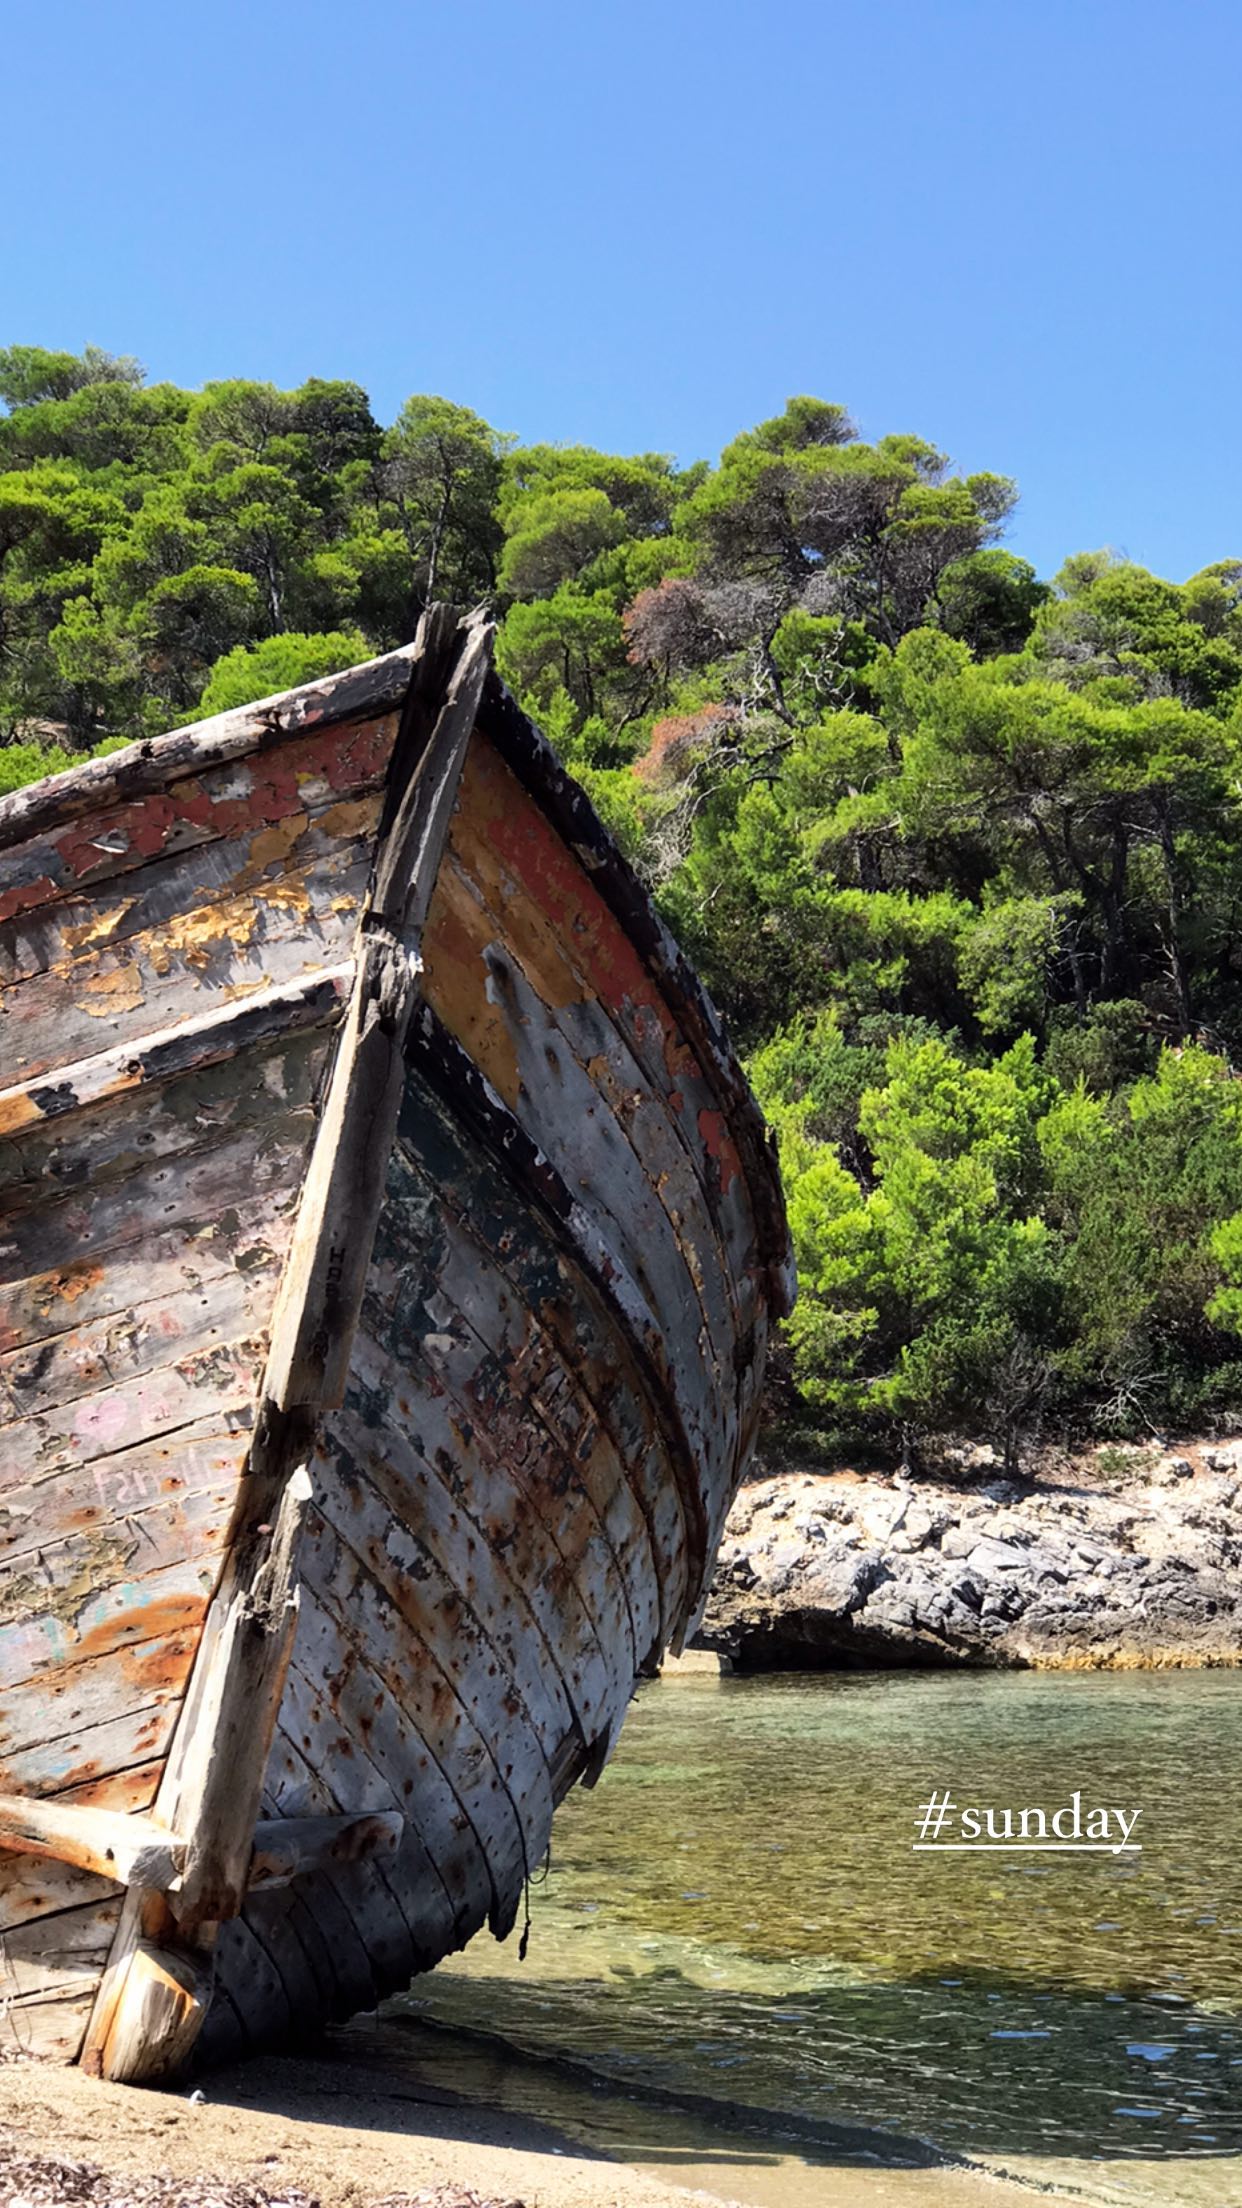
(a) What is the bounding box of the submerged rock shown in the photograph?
[699,1444,1242,1671]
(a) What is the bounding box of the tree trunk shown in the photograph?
[1155,790,1194,1037]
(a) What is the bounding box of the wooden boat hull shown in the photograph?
[0,612,791,2079]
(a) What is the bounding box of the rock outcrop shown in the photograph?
[699,1441,1242,1669]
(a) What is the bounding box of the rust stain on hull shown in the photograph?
[0,622,791,2080]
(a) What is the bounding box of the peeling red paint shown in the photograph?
[696,1108,742,1196]
[1,716,396,924]
[0,874,59,925]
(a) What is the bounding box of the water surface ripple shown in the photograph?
[399,1669,1242,2199]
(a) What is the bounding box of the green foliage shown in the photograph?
[761,1029,1242,1454]
[498,487,626,599]
[5,348,1242,1455]
[197,629,372,715]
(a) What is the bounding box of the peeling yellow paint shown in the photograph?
[0,1529,136,1631]
[0,1092,40,1136]
[76,967,145,1018]
[241,813,309,878]
[61,899,138,955]
[319,796,382,840]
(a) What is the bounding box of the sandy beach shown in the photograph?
[0,2030,1066,2208]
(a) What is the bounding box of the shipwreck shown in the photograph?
[0,608,792,2082]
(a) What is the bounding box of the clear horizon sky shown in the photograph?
[4,0,1239,584]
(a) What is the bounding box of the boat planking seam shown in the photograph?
[405,1008,712,1612]
[0,968,353,1139]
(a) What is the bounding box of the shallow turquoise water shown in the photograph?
[399,1669,1242,2186]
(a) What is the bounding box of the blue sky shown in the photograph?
[4,0,1239,582]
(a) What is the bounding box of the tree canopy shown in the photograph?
[6,352,1242,1458]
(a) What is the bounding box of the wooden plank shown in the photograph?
[297,1501,547,1918]
[0,1797,182,1888]
[473,679,793,1312]
[0,1628,200,1763]
[79,1461,310,2077]
[276,1627,479,1939]
[421,924,735,1512]
[444,877,746,1364]
[389,1082,692,1640]
[0,1897,122,2008]
[0,968,346,1158]
[398,1030,709,1622]
[57,1762,161,1817]
[1,786,380,988]
[273,1871,377,2014]
[366,1142,666,1664]
[389,1157,685,1642]
[240,1886,324,2033]
[0,1113,318,1341]
[1,1270,275,1426]
[0,1851,119,1935]
[207,1913,292,2048]
[1,1416,248,1573]
[0,1187,304,1370]
[275,1886,339,2013]
[317,1410,577,1761]
[325,1855,421,1991]
[190,1968,249,2068]
[0,1700,184,1802]
[0,1338,266,1491]
[233,1870,379,2037]
[0,650,414,856]
[1,1541,228,1693]
[354,1288,638,1694]
[427,844,740,1386]
[339,1339,617,1736]
[262,1719,344,1819]
[0,1985,95,2063]
[444,730,781,1370]
[290,1556,508,1931]
[0,699,399,926]
[155,1462,311,1930]
[311,1425,570,1788]
[2,846,371,1086]
[261,1722,455,1971]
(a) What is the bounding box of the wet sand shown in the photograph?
[0,2035,1063,2208]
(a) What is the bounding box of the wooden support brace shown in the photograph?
[97,1940,212,2087]
[246,1812,404,1890]
[0,1796,185,1891]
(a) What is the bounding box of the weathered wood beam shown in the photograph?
[264,606,493,1413]
[96,1939,211,2086]
[246,1812,404,1890]
[0,647,420,851]
[0,1796,184,1891]
[80,1459,311,2078]
[0,965,351,1136]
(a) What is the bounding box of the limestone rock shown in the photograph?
[699,1443,1242,1671]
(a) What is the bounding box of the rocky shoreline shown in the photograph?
[699,1439,1242,1670]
